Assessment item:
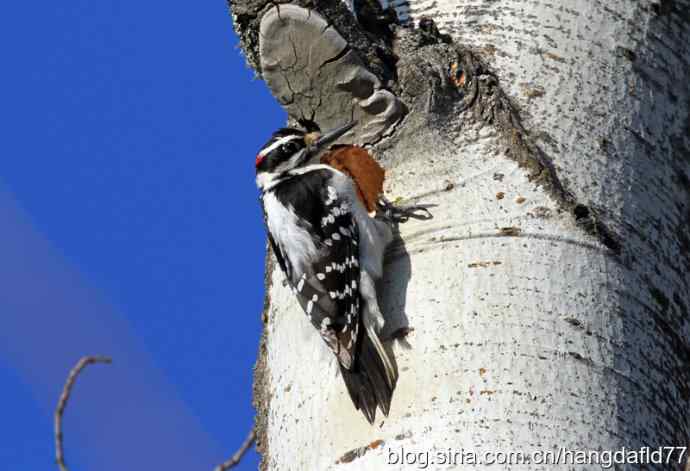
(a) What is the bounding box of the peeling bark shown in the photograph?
[258,5,406,143]
[229,0,690,469]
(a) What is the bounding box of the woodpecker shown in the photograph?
[255,122,397,424]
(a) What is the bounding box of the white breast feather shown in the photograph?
[263,191,320,275]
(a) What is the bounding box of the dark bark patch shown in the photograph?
[651,1,673,15]
[353,0,399,42]
[573,204,590,220]
[498,227,522,237]
[649,286,671,313]
[417,16,453,46]
[616,45,637,62]
[650,0,690,23]
[568,351,594,365]
[336,439,386,464]
[564,317,593,336]
[468,261,503,268]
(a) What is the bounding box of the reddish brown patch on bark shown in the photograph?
[321,146,385,213]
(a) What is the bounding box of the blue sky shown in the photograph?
[0,1,284,469]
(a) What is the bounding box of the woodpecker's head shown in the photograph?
[255,121,356,191]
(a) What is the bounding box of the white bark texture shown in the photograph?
[229,0,690,469]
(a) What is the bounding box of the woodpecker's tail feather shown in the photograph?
[339,326,398,424]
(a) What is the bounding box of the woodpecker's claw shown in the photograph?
[377,197,434,223]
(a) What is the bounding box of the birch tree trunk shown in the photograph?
[228,1,690,469]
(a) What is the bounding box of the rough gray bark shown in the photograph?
[229,1,690,469]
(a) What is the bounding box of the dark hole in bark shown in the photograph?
[650,0,673,16]
[574,204,590,220]
[616,46,637,62]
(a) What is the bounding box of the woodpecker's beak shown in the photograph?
[308,121,357,152]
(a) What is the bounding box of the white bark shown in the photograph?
[232,1,690,469]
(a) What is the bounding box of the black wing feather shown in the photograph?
[263,169,395,423]
[268,170,360,368]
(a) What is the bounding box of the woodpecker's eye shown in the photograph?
[281,142,299,154]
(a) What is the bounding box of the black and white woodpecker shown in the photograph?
[255,122,397,424]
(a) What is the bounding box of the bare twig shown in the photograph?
[54,355,112,471]
[214,428,256,471]
[54,354,253,471]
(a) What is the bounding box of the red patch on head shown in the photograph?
[255,154,264,168]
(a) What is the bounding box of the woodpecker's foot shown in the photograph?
[377,197,434,223]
